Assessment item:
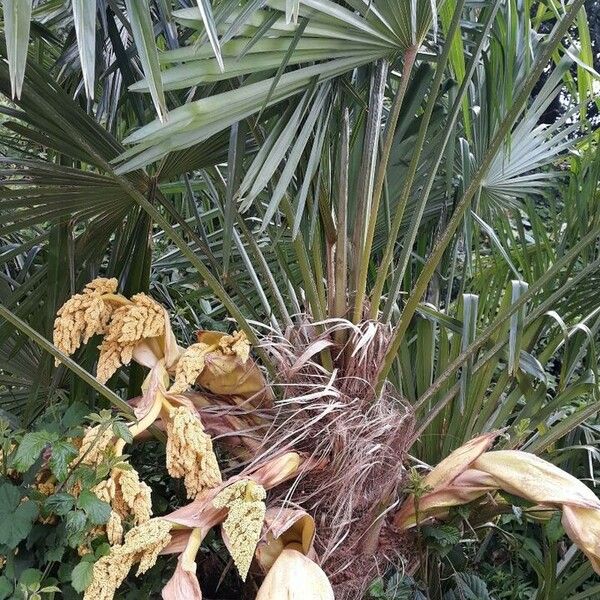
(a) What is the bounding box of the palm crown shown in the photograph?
[1,0,600,597]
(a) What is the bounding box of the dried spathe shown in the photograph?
[195,330,266,397]
[255,548,334,600]
[395,440,600,574]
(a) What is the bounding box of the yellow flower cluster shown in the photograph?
[170,342,211,393]
[213,479,266,580]
[218,330,251,362]
[92,466,153,544]
[52,278,118,361]
[83,519,172,600]
[166,406,222,498]
[97,293,165,383]
[76,425,115,468]
[53,281,168,383]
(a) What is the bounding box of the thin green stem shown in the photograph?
[380,0,503,321]
[351,60,388,320]
[0,303,132,416]
[235,207,293,328]
[369,0,465,319]
[375,0,587,394]
[353,46,417,323]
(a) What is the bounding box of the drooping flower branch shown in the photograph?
[53,280,329,599]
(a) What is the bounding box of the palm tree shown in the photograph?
[1,0,600,597]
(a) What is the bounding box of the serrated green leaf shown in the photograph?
[65,509,87,536]
[18,569,41,588]
[0,483,38,548]
[71,560,94,593]
[44,492,75,516]
[0,576,12,600]
[112,421,133,444]
[94,542,111,558]
[44,544,65,562]
[423,524,461,547]
[453,573,490,600]
[49,440,78,482]
[77,490,111,525]
[13,431,56,472]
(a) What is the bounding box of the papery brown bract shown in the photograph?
[395,440,600,576]
[473,451,600,510]
[255,508,316,571]
[162,556,203,600]
[195,331,266,397]
[561,505,600,574]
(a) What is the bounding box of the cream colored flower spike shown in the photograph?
[83,549,133,600]
[97,293,166,383]
[75,425,115,467]
[84,519,172,600]
[53,277,118,361]
[170,342,211,394]
[166,406,222,498]
[111,467,153,525]
[213,479,267,581]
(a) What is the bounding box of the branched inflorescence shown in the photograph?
[213,479,267,580]
[166,405,222,498]
[97,293,165,383]
[52,281,334,600]
[53,278,118,360]
[83,519,172,600]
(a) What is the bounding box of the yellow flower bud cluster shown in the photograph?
[83,519,172,600]
[166,406,222,498]
[92,466,153,544]
[170,342,210,394]
[52,278,118,361]
[53,281,166,383]
[75,425,115,468]
[213,479,266,580]
[97,293,165,383]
